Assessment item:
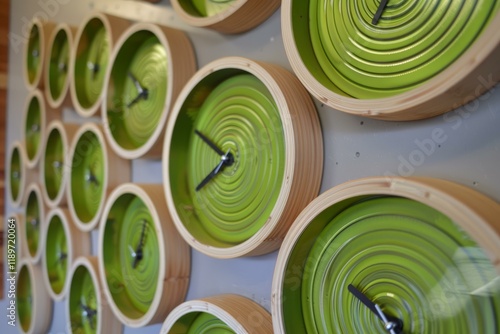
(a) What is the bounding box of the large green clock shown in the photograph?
[163,57,323,258]
[282,0,500,120]
[272,176,500,333]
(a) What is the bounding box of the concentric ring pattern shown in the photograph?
[25,190,41,258]
[48,29,70,101]
[25,95,41,162]
[186,312,234,334]
[103,194,158,319]
[45,214,68,295]
[27,24,41,85]
[186,73,285,244]
[306,0,500,98]
[17,264,33,332]
[107,32,167,150]
[299,197,499,333]
[44,127,64,200]
[69,264,98,332]
[190,0,237,17]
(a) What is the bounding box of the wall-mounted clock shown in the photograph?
[67,123,130,231]
[16,259,53,334]
[272,176,500,333]
[44,23,76,109]
[42,208,91,301]
[23,18,55,90]
[24,182,46,264]
[160,294,273,333]
[67,256,123,333]
[98,183,190,327]
[282,1,500,120]
[163,56,323,258]
[70,12,131,117]
[7,141,36,208]
[170,0,280,33]
[102,22,196,159]
[41,120,79,208]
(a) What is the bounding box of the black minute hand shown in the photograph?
[195,130,225,156]
[372,0,389,25]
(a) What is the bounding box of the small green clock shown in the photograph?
[98,183,190,327]
[24,18,55,90]
[24,183,46,264]
[7,141,33,208]
[23,90,49,169]
[272,176,500,333]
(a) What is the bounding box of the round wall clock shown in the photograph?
[16,259,53,334]
[70,12,131,117]
[98,183,190,327]
[67,256,123,333]
[102,22,196,159]
[7,141,36,208]
[160,294,273,333]
[24,182,46,264]
[41,120,79,208]
[44,23,76,109]
[282,1,500,120]
[67,123,130,231]
[23,89,58,169]
[170,0,280,33]
[272,176,500,333]
[23,18,55,90]
[42,208,91,301]
[163,56,323,258]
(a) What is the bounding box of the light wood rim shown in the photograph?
[98,183,190,327]
[160,294,273,333]
[163,56,323,258]
[7,141,37,208]
[101,22,196,159]
[23,182,46,264]
[271,176,500,333]
[170,0,280,34]
[281,2,500,121]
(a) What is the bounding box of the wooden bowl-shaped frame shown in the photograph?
[24,182,46,264]
[70,12,131,118]
[170,0,280,34]
[272,176,500,333]
[42,208,91,301]
[102,22,196,159]
[44,23,77,109]
[16,259,53,334]
[23,18,56,90]
[66,256,123,334]
[160,294,273,333]
[281,1,500,121]
[7,141,37,208]
[163,56,323,258]
[98,183,190,327]
[67,123,130,231]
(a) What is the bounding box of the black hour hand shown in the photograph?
[195,130,225,156]
[372,0,389,25]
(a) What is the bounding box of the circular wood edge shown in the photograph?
[281,2,500,120]
[23,182,46,264]
[271,175,500,333]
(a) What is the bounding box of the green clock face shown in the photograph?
[186,312,234,333]
[25,94,42,162]
[70,130,104,224]
[25,187,41,260]
[69,264,98,333]
[74,18,110,109]
[106,30,167,151]
[26,23,41,85]
[102,193,159,320]
[45,214,68,296]
[44,126,64,201]
[188,0,237,17]
[9,144,22,203]
[17,264,33,332]
[48,28,70,102]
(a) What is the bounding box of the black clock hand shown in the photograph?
[132,220,147,269]
[79,302,97,330]
[195,130,225,156]
[85,169,99,186]
[372,0,389,25]
[126,72,149,108]
[196,149,234,191]
[87,37,105,80]
[348,284,403,334]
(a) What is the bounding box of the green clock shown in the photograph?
[24,183,45,264]
[163,57,323,258]
[67,256,123,333]
[23,90,45,169]
[272,176,500,333]
[103,22,195,159]
[7,141,31,208]
[24,18,55,90]
[16,260,53,334]
[282,0,500,120]
[160,294,273,333]
[98,183,190,327]
[170,0,281,33]
[67,123,130,231]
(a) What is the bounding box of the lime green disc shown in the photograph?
[25,95,41,161]
[17,265,33,332]
[69,264,98,333]
[188,0,237,17]
[186,312,235,334]
[45,214,68,295]
[290,197,500,333]
[106,31,167,150]
[44,127,64,201]
[102,194,159,319]
[25,189,41,258]
[70,130,104,224]
[74,18,109,109]
[26,24,41,85]
[293,0,500,98]
[177,73,285,245]
[48,29,70,101]
[9,146,21,202]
